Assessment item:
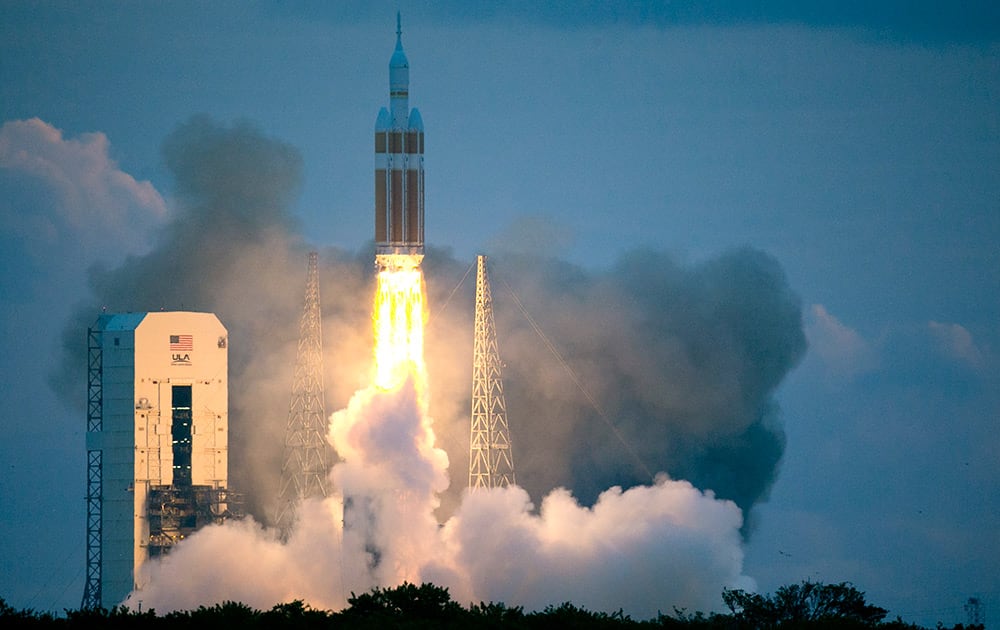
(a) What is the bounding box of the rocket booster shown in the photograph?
[375,13,424,270]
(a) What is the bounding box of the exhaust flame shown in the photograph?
[373,258,426,391]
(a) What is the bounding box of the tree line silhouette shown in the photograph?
[0,581,984,629]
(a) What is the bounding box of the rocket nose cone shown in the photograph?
[408,108,423,131]
[375,107,391,130]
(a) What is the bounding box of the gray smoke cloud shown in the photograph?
[53,116,805,613]
[423,249,806,532]
[53,115,334,518]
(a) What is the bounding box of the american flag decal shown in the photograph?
[170,334,193,351]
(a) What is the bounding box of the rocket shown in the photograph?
[375,13,424,270]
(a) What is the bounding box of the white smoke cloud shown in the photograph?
[131,366,752,618]
[329,376,451,591]
[430,480,751,618]
[130,498,348,612]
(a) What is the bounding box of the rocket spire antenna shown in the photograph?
[469,255,516,490]
[274,251,330,537]
[396,11,402,39]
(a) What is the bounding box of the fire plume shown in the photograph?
[372,258,427,391]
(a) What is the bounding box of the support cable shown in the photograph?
[496,274,654,482]
[427,259,475,324]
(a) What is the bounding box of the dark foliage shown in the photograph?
[0,582,983,630]
[722,581,889,628]
[341,582,469,628]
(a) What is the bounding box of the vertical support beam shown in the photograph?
[82,326,103,609]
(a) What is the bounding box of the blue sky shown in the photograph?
[1,1,998,625]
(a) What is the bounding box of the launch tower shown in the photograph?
[374,12,425,272]
[274,252,330,536]
[469,255,516,489]
[82,311,241,608]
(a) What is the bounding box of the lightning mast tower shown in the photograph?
[275,252,330,535]
[469,255,516,489]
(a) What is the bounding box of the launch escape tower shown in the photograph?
[469,255,516,489]
[82,312,242,608]
[275,252,330,536]
[374,12,425,271]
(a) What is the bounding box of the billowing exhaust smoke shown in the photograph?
[51,116,803,617]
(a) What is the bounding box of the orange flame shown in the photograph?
[372,261,426,391]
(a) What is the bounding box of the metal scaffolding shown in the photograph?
[81,326,103,609]
[147,485,244,557]
[274,251,330,535]
[469,255,516,489]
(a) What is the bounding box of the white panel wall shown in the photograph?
[95,311,228,606]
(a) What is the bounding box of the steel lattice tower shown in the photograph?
[81,324,103,609]
[469,255,516,489]
[275,252,330,534]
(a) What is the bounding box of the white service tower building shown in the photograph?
[82,311,239,609]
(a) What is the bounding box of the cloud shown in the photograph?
[0,119,171,611]
[927,321,985,369]
[804,308,989,386]
[0,118,166,254]
[806,304,878,380]
[0,118,168,308]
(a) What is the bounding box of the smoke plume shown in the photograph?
[131,363,753,618]
[53,115,322,517]
[423,249,806,531]
[54,116,805,615]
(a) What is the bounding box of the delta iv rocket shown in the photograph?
[375,13,424,271]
